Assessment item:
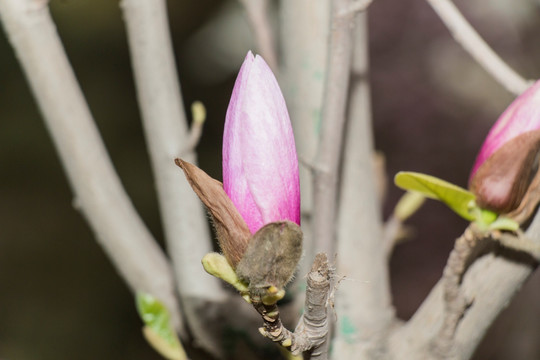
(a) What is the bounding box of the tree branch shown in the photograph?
[0,0,182,331]
[312,0,365,257]
[332,9,395,359]
[238,0,277,70]
[256,253,332,359]
[120,0,228,356]
[279,0,331,302]
[432,226,487,357]
[388,211,540,359]
[426,0,531,95]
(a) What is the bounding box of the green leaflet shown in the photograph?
[394,171,519,231]
[136,293,186,360]
[394,172,476,221]
[393,191,426,221]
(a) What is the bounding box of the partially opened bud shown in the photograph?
[223,51,300,234]
[178,53,303,292]
[470,80,540,215]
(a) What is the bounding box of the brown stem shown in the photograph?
[433,226,486,357]
[253,253,332,359]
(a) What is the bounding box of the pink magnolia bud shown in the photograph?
[223,51,300,234]
[470,80,540,214]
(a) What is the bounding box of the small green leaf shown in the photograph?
[394,172,476,221]
[201,253,249,294]
[394,191,426,221]
[488,216,520,232]
[136,293,186,360]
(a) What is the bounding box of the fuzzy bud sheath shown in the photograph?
[470,80,540,215]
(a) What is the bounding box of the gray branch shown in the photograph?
[388,212,540,359]
[120,0,228,356]
[332,10,395,359]
[279,0,330,279]
[426,0,531,95]
[238,0,277,70]
[312,0,363,257]
[0,0,182,331]
[255,253,332,359]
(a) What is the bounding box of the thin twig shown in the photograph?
[493,231,540,260]
[388,210,540,359]
[382,216,404,256]
[426,0,531,95]
[255,253,332,358]
[332,9,395,359]
[120,0,227,356]
[0,0,182,331]
[312,0,364,257]
[279,0,330,292]
[432,226,486,358]
[238,0,277,70]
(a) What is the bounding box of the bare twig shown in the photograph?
[432,226,487,357]
[279,0,330,282]
[333,9,395,359]
[238,0,277,70]
[426,0,531,95]
[0,0,182,330]
[493,231,540,259]
[296,253,333,359]
[120,0,227,356]
[255,253,332,359]
[388,210,540,359]
[382,216,403,256]
[312,0,367,257]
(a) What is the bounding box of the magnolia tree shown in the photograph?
[0,0,538,360]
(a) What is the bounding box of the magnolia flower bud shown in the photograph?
[177,53,303,292]
[223,51,301,234]
[470,80,540,217]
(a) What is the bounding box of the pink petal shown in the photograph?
[470,80,540,179]
[223,52,300,234]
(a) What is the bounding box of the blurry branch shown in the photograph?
[238,0,277,70]
[388,207,540,359]
[313,0,369,257]
[120,0,227,356]
[0,0,182,331]
[279,0,330,281]
[383,191,425,257]
[426,0,531,95]
[433,226,485,357]
[333,10,395,359]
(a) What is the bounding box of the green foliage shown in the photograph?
[201,253,249,293]
[394,171,519,231]
[394,191,426,221]
[136,293,186,360]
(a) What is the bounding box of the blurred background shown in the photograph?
[0,0,540,359]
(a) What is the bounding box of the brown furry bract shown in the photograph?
[175,158,251,268]
[235,221,303,298]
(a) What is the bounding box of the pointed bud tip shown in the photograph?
[223,51,300,234]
